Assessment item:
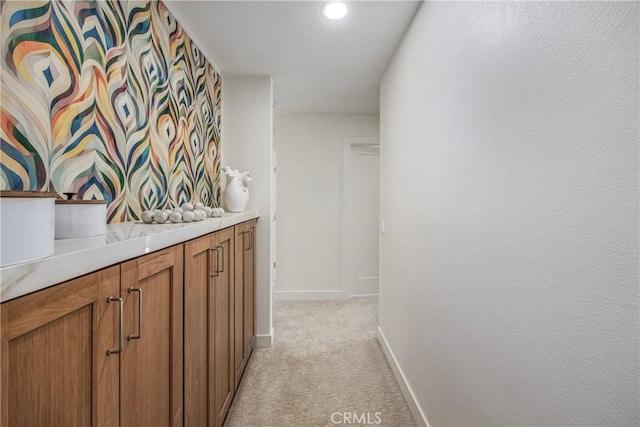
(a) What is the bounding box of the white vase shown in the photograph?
[222,166,252,212]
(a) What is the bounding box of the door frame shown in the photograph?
[342,136,380,298]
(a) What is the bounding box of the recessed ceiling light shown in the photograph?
[322,2,348,20]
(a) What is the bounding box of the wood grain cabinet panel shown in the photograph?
[1,266,121,427]
[234,219,257,389]
[184,233,214,426]
[243,220,256,358]
[212,227,236,427]
[120,245,184,427]
[185,227,235,427]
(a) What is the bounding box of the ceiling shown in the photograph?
[164,1,420,115]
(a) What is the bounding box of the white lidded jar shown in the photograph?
[0,191,56,267]
[55,192,107,239]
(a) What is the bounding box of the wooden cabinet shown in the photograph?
[242,220,257,367]
[0,266,121,427]
[184,234,214,426]
[1,220,255,426]
[1,246,184,427]
[184,227,235,427]
[212,228,236,426]
[234,219,257,388]
[120,245,184,427]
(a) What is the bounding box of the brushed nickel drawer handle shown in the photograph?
[211,247,219,277]
[106,296,123,355]
[217,245,224,273]
[245,231,251,252]
[127,287,143,340]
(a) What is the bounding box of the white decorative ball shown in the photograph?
[181,203,194,211]
[194,202,205,210]
[211,207,225,217]
[154,211,169,224]
[173,207,184,214]
[203,206,213,216]
[182,211,194,222]
[141,210,155,224]
[193,210,204,221]
[169,212,182,223]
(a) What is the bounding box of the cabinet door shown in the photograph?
[212,227,235,427]
[120,245,183,427]
[234,220,257,389]
[1,266,121,427]
[184,234,215,426]
[234,224,247,388]
[243,220,256,356]
[184,228,236,427]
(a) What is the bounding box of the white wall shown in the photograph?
[275,115,379,300]
[379,2,639,426]
[222,75,274,345]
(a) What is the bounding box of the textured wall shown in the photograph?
[1,0,221,222]
[379,1,638,425]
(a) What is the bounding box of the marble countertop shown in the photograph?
[1,211,259,302]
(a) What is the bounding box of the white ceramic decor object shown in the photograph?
[222,166,251,212]
[182,211,194,222]
[141,210,155,224]
[1,191,56,267]
[55,195,107,239]
[154,211,169,224]
[211,207,225,217]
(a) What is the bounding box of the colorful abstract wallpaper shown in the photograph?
[0,0,222,222]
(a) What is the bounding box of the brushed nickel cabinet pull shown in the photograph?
[211,247,219,277]
[217,245,224,273]
[245,231,251,252]
[127,287,143,340]
[249,229,254,250]
[106,296,123,355]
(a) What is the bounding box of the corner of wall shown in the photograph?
[376,326,430,427]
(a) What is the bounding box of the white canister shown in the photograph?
[55,199,107,239]
[0,191,56,267]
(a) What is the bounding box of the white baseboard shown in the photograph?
[255,330,274,348]
[352,276,379,295]
[377,326,430,427]
[274,290,344,301]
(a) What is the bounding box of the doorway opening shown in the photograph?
[342,137,380,297]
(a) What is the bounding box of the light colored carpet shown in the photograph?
[223,296,416,427]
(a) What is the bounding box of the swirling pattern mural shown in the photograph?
[0,0,221,222]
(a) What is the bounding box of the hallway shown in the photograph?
[224,297,415,426]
